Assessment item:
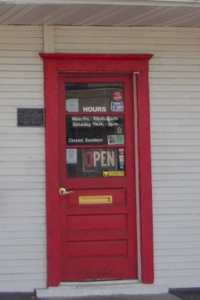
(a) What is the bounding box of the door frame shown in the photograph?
[40,53,154,287]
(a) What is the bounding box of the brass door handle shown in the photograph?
[59,187,73,196]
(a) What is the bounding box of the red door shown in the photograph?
[58,73,137,282]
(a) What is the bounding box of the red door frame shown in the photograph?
[40,53,154,286]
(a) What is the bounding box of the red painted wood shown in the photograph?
[59,73,137,281]
[64,257,131,282]
[137,71,154,284]
[42,58,61,287]
[40,53,153,286]
[68,240,127,258]
[68,214,127,231]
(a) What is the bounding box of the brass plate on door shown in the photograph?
[79,195,113,205]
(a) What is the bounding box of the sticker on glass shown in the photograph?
[113,91,123,102]
[107,135,124,145]
[118,148,125,170]
[111,102,124,112]
[116,135,124,144]
[66,98,79,112]
[66,149,77,164]
[103,171,125,177]
[107,135,116,145]
[115,125,124,134]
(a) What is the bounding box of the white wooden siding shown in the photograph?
[54,26,200,288]
[0,26,46,292]
[1,24,200,292]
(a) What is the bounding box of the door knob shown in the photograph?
[59,187,73,196]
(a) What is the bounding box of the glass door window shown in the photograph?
[65,82,126,178]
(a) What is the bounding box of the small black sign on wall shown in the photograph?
[17,108,44,127]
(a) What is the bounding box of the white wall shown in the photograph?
[0,26,46,292]
[0,25,200,292]
[54,26,200,288]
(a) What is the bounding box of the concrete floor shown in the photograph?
[1,292,200,300]
[0,293,182,300]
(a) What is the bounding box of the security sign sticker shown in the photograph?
[66,149,77,164]
[111,102,124,112]
[118,148,124,170]
[113,91,123,102]
[107,135,124,145]
[107,135,116,145]
[103,171,125,177]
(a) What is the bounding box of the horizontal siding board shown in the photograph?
[0,266,46,277]
[0,78,42,85]
[0,181,45,189]
[55,26,200,38]
[54,35,200,46]
[151,126,200,133]
[0,133,44,140]
[0,169,45,176]
[54,25,200,290]
[0,281,46,293]
[0,71,43,78]
[153,193,200,200]
[0,161,45,168]
[0,245,45,254]
[0,203,45,211]
[0,28,42,37]
[0,237,45,245]
[0,217,45,225]
[0,51,43,58]
[156,214,200,221]
[152,181,200,187]
[0,148,44,155]
[155,248,200,256]
[0,154,44,162]
[0,37,42,44]
[0,273,45,281]
[150,78,200,85]
[0,24,200,291]
[154,207,200,215]
[0,25,46,292]
[0,64,42,71]
[0,128,45,134]
[0,265,45,275]
[156,270,200,277]
[55,43,200,53]
[153,187,200,194]
[150,93,200,100]
[0,85,42,91]
[0,58,41,64]
[152,140,200,146]
[0,229,46,238]
[0,26,43,31]
[154,201,200,209]
[155,242,200,250]
[154,235,200,243]
[151,146,200,153]
[0,259,45,267]
[156,256,200,264]
[0,44,42,51]
[151,153,200,159]
[151,107,200,113]
[0,140,45,147]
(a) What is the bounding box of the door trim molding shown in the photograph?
[40,53,154,286]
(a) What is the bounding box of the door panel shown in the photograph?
[58,73,137,281]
